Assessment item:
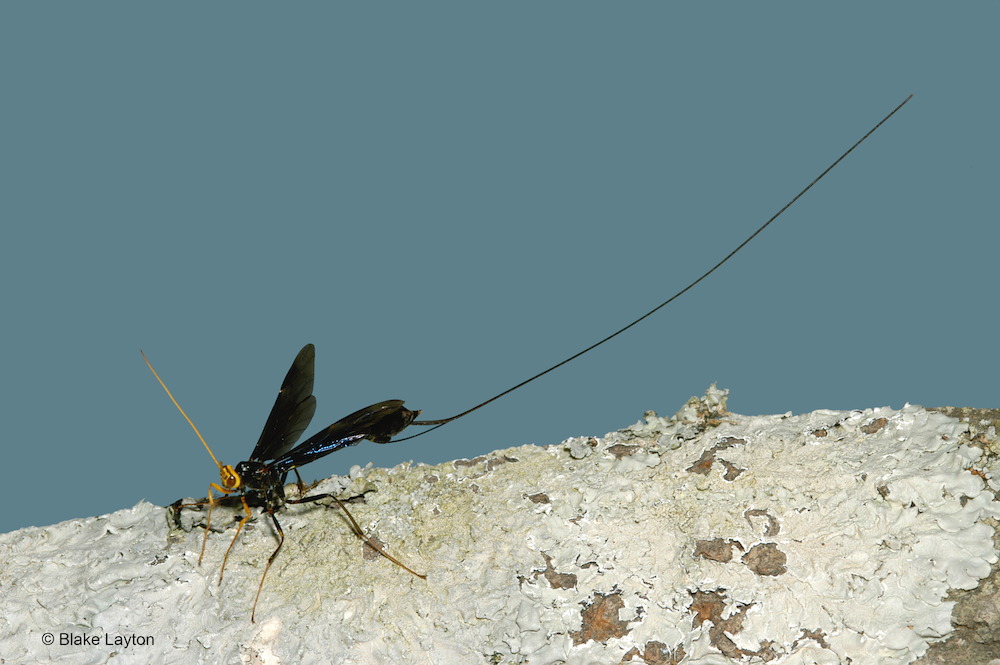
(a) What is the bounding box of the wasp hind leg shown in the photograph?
[292,492,426,580]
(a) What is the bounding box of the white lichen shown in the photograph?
[1,388,997,664]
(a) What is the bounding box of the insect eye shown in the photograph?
[221,465,241,490]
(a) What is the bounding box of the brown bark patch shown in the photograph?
[689,590,753,659]
[621,641,686,665]
[608,444,641,459]
[686,437,747,476]
[571,591,632,645]
[744,509,781,537]
[742,543,787,576]
[861,417,888,435]
[540,552,578,590]
[693,538,744,563]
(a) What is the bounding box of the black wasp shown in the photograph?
[146,95,912,622]
[145,345,425,623]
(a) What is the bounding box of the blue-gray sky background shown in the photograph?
[2,4,996,534]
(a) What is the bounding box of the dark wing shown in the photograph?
[250,344,317,462]
[271,400,420,474]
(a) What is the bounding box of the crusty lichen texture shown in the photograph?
[606,387,1000,664]
[1,387,998,665]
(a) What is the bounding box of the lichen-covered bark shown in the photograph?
[1,388,998,664]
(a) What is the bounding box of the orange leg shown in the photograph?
[190,481,250,586]
[218,494,253,583]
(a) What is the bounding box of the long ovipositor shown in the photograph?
[146,94,913,623]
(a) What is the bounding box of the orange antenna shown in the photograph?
[142,350,224,472]
[143,349,243,568]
